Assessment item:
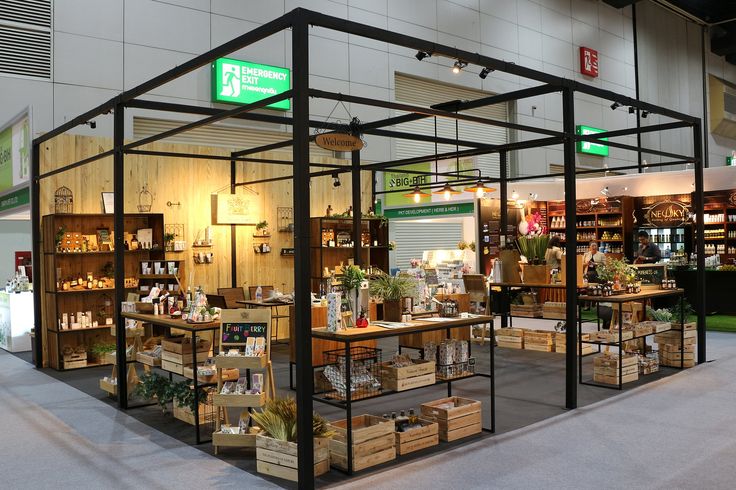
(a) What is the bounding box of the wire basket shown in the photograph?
[322,346,382,401]
[436,359,475,380]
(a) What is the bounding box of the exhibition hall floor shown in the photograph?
[3,332,735,489]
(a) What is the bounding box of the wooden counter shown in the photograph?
[398,293,472,349]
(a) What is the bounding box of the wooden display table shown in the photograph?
[398,293,472,350]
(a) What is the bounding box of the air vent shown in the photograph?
[0,0,52,29]
[0,0,52,79]
[709,75,736,139]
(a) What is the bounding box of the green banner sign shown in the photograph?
[383,202,475,219]
[576,125,609,156]
[0,187,29,213]
[212,58,290,110]
[383,162,432,207]
[0,125,11,191]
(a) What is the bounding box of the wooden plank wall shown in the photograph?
[39,134,372,341]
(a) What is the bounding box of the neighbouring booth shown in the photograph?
[29,8,710,488]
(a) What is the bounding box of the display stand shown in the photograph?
[212,309,274,454]
[99,323,146,396]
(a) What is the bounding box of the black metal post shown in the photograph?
[230,158,237,288]
[693,122,706,363]
[31,141,42,368]
[562,85,577,409]
[632,2,643,172]
[701,25,709,169]
[292,15,315,488]
[113,103,128,408]
[352,150,362,267]
[499,151,508,329]
[192,330,201,444]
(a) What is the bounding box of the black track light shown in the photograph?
[332,172,341,188]
[479,67,494,79]
[452,60,468,74]
[610,101,621,110]
[628,106,635,114]
[415,51,430,61]
[641,110,649,118]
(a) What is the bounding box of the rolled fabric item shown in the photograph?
[327,292,342,332]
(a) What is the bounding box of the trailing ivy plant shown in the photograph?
[135,372,175,413]
[170,381,208,413]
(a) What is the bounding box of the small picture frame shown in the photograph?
[101,192,114,214]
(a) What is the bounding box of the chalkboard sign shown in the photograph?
[634,264,667,289]
[220,309,271,347]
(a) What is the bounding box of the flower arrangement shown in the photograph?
[516,212,549,264]
[409,258,421,268]
[596,257,637,286]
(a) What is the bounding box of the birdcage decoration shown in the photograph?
[54,186,73,214]
[138,185,153,212]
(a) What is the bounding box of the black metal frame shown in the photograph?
[30,8,707,487]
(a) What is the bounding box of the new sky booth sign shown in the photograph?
[212,58,290,110]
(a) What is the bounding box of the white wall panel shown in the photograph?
[571,0,598,27]
[480,13,518,53]
[123,43,207,101]
[479,0,516,24]
[438,0,480,43]
[54,0,123,41]
[348,0,388,16]
[211,0,286,24]
[541,7,572,43]
[124,0,210,54]
[53,32,123,90]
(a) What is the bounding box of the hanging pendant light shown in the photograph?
[404,185,430,203]
[433,182,461,201]
[464,180,496,198]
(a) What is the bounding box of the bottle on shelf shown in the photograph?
[255,285,263,302]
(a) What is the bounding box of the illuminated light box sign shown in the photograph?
[212,58,290,110]
[576,125,609,156]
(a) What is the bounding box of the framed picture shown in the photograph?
[101,192,114,214]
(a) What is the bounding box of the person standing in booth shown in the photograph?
[582,241,606,312]
[634,231,662,264]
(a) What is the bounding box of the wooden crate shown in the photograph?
[555,333,593,354]
[670,321,696,331]
[256,436,330,482]
[212,392,266,408]
[638,356,659,375]
[212,429,259,448]
[162,337,211,355]
[542,302,566,320]
[659,343,696,353]
[593,353,639,385]
[395,419,439,455]
[524,330,554,352]
[99,378,117,395]
[162,350,209,365]
[589,329,634,342]
[328,415,396,471]
[655,330,696,346]
[496,327,523,349]
[136,351,161,366]
[215,354,268,370]
[173,403,216,426]
[420,396,482,442]
[63,352,87,369]
[510,304,543,318]
[161,359,185,375]
[380,359,436,392]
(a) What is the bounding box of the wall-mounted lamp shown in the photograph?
[452,60,468,74]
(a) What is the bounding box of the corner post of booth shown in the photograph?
[230,158,238,287]
[562,84,577,409]
[292,12,315,487]
[113,102,128,408]
[692,121,706,363]
[31,140,42,368]
[352,150,362,267]
[499,151,508,329]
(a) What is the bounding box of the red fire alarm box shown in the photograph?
[580,46,599,77]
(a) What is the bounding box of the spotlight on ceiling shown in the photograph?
[528,192,538,201]
[601,186,610,197]
[641,110,649,118]
[452,60,468,74]
[610,102,621,110]
[479,67,494,79]
[628,106,636,114]
[415,51,430,61]
[332,173,341,188]
[511,190,519,200]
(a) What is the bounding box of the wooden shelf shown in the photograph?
[191,244,212,248]
[48,324,114,334]
[47,249,159,256]
[139,274,180,279]
[50,286,136,294]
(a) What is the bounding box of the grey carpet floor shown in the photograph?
[335,332,736,489]
[0,348,278,489]
[2,333,734,489]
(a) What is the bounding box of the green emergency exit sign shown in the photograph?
[576,125,609,156]
[212,58,290,110]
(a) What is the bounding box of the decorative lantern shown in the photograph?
[138,185,153,212]
[54,186,73,214]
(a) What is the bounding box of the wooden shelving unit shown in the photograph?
[309,217,389,292]
[41,213,165,370]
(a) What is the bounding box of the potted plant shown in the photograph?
[369,273,414,321]
[164,232,176,252]
[171,381,210,425]
[255,220,269,236]
[340,264,365,316]
[89,342,116,364]
[516,212,549,283]
[668,301,695,330]
[251,397,334,482]
[134,372,174,413]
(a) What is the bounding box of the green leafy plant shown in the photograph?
[250,397,333,443]
[516,235,550,263]
[55,226,66,248]
[669,301,694,324]
[164,232,176,243]
[340,265,365,292]
[647,306,673,323]
[170,381,208,413]
[369,273,414,301]
[596,257,637,283]
[256,220,268,231]
[90,342,116,356]
[135,372,175,412]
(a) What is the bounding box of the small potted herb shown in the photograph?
[255,220,269,236]
[89,342,116,363]
[164,232,176,251]
[369,273,414,322]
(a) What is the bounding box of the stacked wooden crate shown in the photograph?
[495,327,523,349]
[421,396,482,442]
[542,302,566,320]
[160,337,211,375]
[524,330,554,352]
[510,303,543,318]
[656,323,696,368]
[593,353,639,385]
[256,435,330,482]
[554,332,594,355]
[395,420,439,455]
[380,359,435,392]
[329,415,396,472]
